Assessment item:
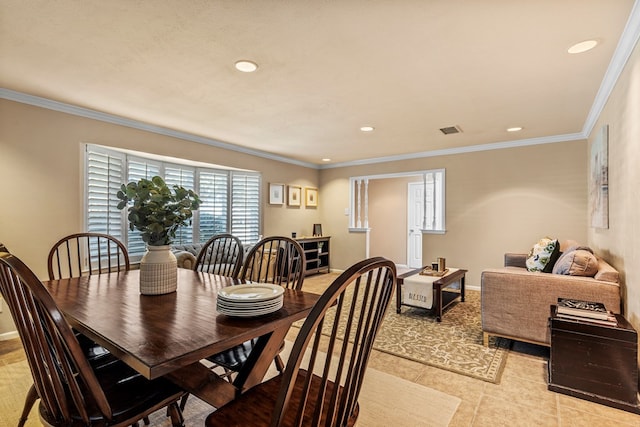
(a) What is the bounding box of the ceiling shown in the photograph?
[1,1,638,167]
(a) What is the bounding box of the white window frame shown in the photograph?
[348,169,446,234]
[84,144,262,260]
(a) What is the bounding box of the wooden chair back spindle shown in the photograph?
[195,233,244,278]
[240,236,306,289]
[47,232,130,280]
[205,257,396,427]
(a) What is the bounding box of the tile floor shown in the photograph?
[1,272,639,426]
[301,273,640,426]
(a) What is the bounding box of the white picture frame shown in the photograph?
[269,183,285,205]
[288,185,302,206]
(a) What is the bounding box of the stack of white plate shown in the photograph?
[216,283,285,317]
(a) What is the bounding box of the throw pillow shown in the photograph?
[552,248,598,277]
[526,237,560,273]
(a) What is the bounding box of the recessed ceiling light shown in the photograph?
[360,126,375,132]
[568,40,598,54]
[507,126,523,132]
[234,60,258,72]
[322,158,331,162]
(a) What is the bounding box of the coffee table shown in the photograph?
[396,266,466,322]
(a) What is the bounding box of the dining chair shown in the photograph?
[204,256,396,427]
[194,233,244,277]
[207,236,306,377]
[239,235,306,289]
[47,232,130,280]
[0,252,186,427]
[36,233,141,424]
[175,236,306,410]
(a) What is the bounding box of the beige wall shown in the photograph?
[587,39,640,343]
[0,99,320,334]
[320,141,589,287]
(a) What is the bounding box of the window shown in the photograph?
[349,169,446,233]
[85,145,261,258]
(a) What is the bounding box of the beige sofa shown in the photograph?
[171,243,203,269]
[481,252,621,346]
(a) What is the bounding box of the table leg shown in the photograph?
[434,283,443,322]
[396,280,403,314]
[167,363,236,408]
[461,274,466,302]
[233,326,289,392]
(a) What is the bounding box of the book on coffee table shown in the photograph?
[557,298,612,320]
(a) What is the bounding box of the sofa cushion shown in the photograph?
[552,248,598,277]
[526,237,560,273]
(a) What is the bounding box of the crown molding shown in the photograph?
[0,88,319,170]
[582,0,640,138]
[319,133,585,169]
[0,88,589,170]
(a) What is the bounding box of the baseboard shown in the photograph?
[0,330,19,341]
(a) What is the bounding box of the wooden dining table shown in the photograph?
[43,268,320,407]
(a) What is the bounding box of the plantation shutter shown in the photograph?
[231,172,260,245]
[164,166,196,244]
[86,147,126,239]
[126,158,161,256]
[85,144,262,255]
[198,170,229,242]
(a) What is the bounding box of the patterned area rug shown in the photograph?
[294,289,511,383]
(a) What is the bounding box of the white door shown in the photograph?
[407,182,423,268]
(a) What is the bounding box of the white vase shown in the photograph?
[139,245,178,295]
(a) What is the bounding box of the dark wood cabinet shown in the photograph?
[297,237,330,276]
[548,305,640,414]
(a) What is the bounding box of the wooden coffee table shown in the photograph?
[396,266,466,322]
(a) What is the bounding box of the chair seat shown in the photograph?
[205,370,358,427]
[206,338,257,371]
[40,359,184,427]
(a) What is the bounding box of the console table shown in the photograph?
[396,266,466,322]
[296,236,330,276]
[548,305,640,414]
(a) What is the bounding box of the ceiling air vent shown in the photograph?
[439,125,462,135]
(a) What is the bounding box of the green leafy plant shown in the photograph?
[116,176,201,246]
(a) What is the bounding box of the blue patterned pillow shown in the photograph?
[526,237,560,272]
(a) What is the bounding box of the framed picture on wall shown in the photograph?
[288,185,302,206]
[305,187,318,207]
[268,183,285,205]
[589,125,609,228]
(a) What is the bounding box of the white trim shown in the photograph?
[0,88,318,169]
[348,227,371,233]
[422,229,446,235]
[0,87,588,169]
[321,133,585,169]
[583,0,640,137]
[0,330,19,341]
